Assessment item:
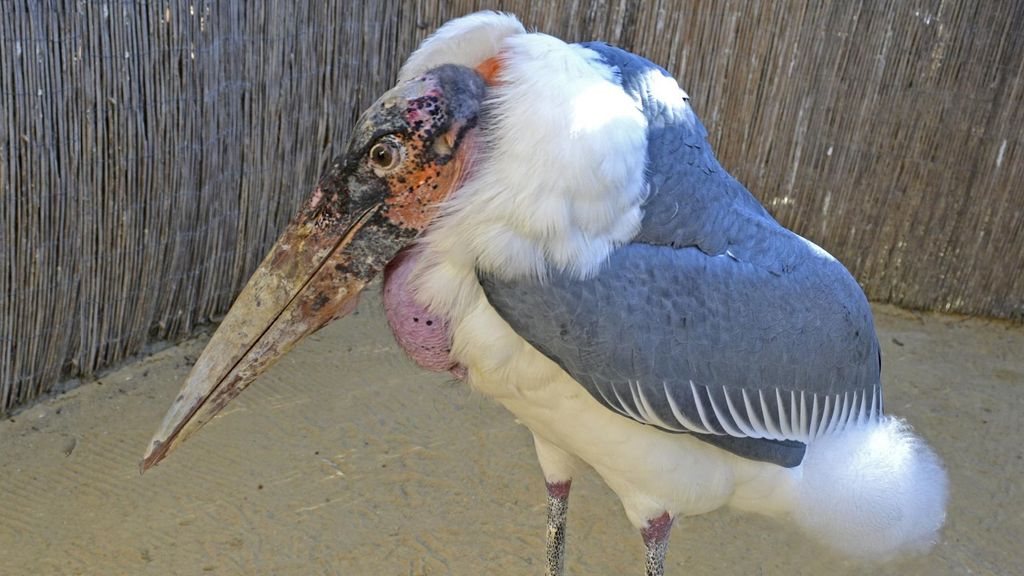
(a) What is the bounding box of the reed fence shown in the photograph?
[2,1,1021,414]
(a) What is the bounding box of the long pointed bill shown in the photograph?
[142,64,486,471]
[141,196,402,470]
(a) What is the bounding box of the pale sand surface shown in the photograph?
[1,289,1022,575]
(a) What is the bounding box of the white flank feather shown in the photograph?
[788,416,949,560]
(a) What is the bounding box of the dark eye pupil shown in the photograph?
[371,143,396,168]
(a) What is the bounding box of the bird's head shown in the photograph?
[141,64,487,471]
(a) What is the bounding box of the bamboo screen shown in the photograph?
[2,1,1022,414]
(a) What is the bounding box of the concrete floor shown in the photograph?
[0,289,1021,575]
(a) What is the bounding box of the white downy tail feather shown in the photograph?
[785,416,948,560]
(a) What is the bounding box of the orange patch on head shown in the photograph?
[475,56,503,86]
[383,166,443,229]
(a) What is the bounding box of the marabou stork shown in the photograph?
[143,13,948,575]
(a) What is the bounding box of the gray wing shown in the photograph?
[478,43,882,468]
[481,238,881,449]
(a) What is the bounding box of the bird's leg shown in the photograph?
[532,435,580,576]
[641,512,674,576]
[545,479,571,576]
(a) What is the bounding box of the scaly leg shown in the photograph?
[532,435,581,576]
[641,512,674,576]
[545,480,571,576]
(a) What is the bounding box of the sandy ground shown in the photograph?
[0,288,1022,575]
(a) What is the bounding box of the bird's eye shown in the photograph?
[368,138,403,173]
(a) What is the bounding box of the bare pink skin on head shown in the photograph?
[383,247,466,379]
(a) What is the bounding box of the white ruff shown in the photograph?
[410,25,653,396]
[420,31,648,283]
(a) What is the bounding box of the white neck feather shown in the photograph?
[406,17,649,333]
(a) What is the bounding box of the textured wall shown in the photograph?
[1,0,1022,413]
